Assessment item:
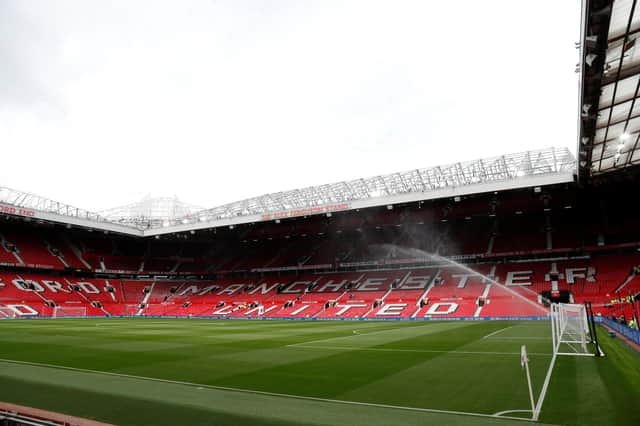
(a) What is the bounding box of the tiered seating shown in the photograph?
[0,240,19,265]
[410,265,486,318]
[121,280,153,303]
[314,271,402,318]
[176,260,208,273]
[492,213,546,254]
[1,229,65,268]
[143,258,176,272]
[42,233,88,269]
[315,303,370,318]
[1,253,639,320]
[103,256,142,272]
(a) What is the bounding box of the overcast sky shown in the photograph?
[0,0,580,212]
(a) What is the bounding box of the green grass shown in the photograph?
[0,318,638,425]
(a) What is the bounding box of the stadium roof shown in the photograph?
[99,196,204,228]
[578,0,640,178]
[0,147,576,237]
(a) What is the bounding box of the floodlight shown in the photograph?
[162,221,170,227]
[516,170,526,177]
[620,133,630,141]
[182,218,189,224]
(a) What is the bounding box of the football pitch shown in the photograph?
[0,319,638,426]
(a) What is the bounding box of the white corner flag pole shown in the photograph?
[521,345,536,417]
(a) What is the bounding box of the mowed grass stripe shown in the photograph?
[0,320,461,387]
[1,319,638,426]
[0,359,554,426]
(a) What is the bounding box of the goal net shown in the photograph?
[551,303,601,356]
[53,306,87,317]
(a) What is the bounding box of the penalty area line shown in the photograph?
[482,325,516,339]
[285,345,553,356]
[287,322,468,348]
[0,358,537,423]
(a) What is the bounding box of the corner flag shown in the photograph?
[521,344,535,416]
[521,345,529,369]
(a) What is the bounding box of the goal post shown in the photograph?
[551,303,602,357]
[53,306,87,318]
[0,306,16,319]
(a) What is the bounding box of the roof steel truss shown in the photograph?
[0,148,575,235]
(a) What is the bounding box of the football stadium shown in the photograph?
[1,1,640,426]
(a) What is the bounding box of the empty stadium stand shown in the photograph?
[1,254,639,320]
[0,183,639,324]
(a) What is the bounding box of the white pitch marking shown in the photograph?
[286,344,553,357]
[486,337,549,341]
[0,358,539,423]
[493,409,533,416]
[287,323,464,348]
[532,351,558,421]
[482,325,517,339]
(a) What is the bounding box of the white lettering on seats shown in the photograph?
[315,279,348,292]
[565,268,587,284]
[212,306,235,315]
[357,278,386,291]
[77,282,100,294]
[244,305,278,316]
[451,273,479,288]
[282,281,311,294]
[425,302,458,315]
[399,275,430,290]
[178,285,201,296]
[335,304,367,316]
[376,304,407,316]
[248,282,281,295]
[197,285,219,295]
[217,284,245,295]
[12,279,44,292]
[290,305,310,315]
[8,304,39,316]
[505,271,533,286]
[42,280,71,293]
